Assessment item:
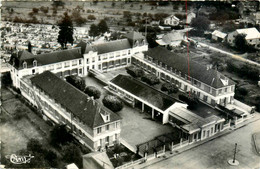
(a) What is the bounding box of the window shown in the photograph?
[32,69,35,74]
[92,65,95,69]
[225,88,227,92]
[92,57,95,62]
[106,136,109,143]
[98,64,101,70]
[115,134,118,140]
[33,60,37,67]
[72,60,77,66]
[109,53,114,58]
[23,62,27,69]
[65,62,70,68]
[79,59,82,65]
[128,50,131,55]
[86,58,89,64]
[97,127,102,134]
[219,89,222,94]
[79,68,82,74]
[98,56,101,61]
[106,125,109,131]
[115,122,118,128]
[116,52,120,57]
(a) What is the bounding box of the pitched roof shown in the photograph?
[144,47,235,89]
[212,30,227,39]
[124,31,145,40]
[30,71,121,128]
[236,27,260,39]
[111,75,180,111]
[84,39,131,54]
[10,48,82,70]
[165,15,180,21]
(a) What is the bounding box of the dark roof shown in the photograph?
[30,71,121,128]
[124,32,145,40]
[9,48,82,70]
[111,75,179,111]
[84,39,131,54]
[144,47,235,89]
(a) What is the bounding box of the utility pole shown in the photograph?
[233,143,237,163]
[228,143,239,166]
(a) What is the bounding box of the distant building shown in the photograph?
[186,12,196,24]
[211,30,227,42]
[227,27,260,48]
[83,152,114,169]
[156,31,185,47]
[20,71,121,151]
[164,15,180,26]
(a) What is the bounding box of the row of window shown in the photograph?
[96,122,120,134]
[23,59,82,69]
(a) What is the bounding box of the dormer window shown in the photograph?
[23,62,27,69]
[33,60,37,67]
[100,108,110,123]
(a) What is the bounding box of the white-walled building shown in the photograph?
[227,27,260,48]
[20,71,121,151]
[132,47,236,107]
[9,32,148,88]
[164,15,180,26]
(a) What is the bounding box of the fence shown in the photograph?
[115,157,146,169]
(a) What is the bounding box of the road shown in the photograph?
[142,115,260,169]
[188,38,260,68]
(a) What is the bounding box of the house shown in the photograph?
[164,15,180,26]
[9,32,148,88]
[156,31,185,47]
[20,71,121,151]
[186,12,196,24]
[227,27,260,48]
[132,47,236,107]
[211,30,227,42]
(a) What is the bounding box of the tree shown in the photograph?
[161,83,178,94]
[141,73,160,85]
[28,41,32,53]
[87,14,96,20]
[1,72,12,87]
[125,66,144,78]
[89,24,99,37]
[27,138,44,153]
[57,12,74,49]
[62,143,82,168]
[66,75,86,91]
[97,19,109,34]
[32,8,39,14]
[191,16,210,31]
[234,34,248,52]
[50,124,73,146]
[44,150,58,167]
[84,86,101,99]
[111,2,115,7]
[102,95,123,112]
[72,10,87,26]
[52,0,65,8]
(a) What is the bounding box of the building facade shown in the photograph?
[131,47,236,106]
[9,32,148,88]
[164,15,180,26]
[20,71,121,151]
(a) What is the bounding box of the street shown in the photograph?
[143,115,260,169]
[189,38,260,68]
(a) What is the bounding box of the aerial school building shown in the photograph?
[9,31,240,148]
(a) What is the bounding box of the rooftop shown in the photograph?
[144,47,235,89]
[81,39,131,55]
[236,27,260,40]
[110,74,180,111]
[10,48,82,70]
[30,71,121,128]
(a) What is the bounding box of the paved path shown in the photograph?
[188,38,260,68]
[137,113,260,169]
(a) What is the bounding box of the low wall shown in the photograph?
[234,99,252,113]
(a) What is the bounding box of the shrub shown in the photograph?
[178,94,198,109]
[161,83,178,94]
[66,75,86,91]
[102,95,123,112]
[236,87,248,96]
[13,107,27,120]
[141,73,160,86]
[126,66,144,78]
[27,138,44,153]
[50,124,73,146]
[84,86,101,99]
[1,72,12,87]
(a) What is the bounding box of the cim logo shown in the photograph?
[5,154,34,164]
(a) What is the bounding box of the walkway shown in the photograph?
[188,38,260,68]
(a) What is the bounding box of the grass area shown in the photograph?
[1,87,90,168]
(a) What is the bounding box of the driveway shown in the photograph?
[188,38,260,68]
